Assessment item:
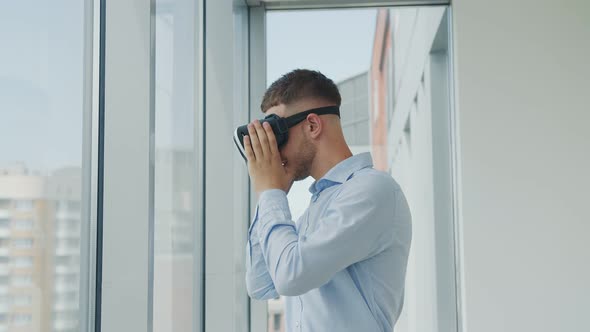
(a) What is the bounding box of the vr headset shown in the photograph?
[233,106,341,161]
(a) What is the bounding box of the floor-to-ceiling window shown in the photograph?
[153,0,201,331]
[263,6,457,332]
[0,1,95,331]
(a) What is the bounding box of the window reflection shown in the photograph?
[153,0,199,331]
[0,2,86,331]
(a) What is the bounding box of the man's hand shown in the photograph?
[244,120,294,195]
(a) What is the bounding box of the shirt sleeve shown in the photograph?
[256,177,397,297]
[245,205,279,300]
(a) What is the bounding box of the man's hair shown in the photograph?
[261,69,341,113]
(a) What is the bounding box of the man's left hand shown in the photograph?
[243,119,294,195]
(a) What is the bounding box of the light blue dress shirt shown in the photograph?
[246,152,412,332]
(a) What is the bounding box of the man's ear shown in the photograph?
[306,113,322,138]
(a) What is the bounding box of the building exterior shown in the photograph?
[0,164,82,332]
[370,9,393,171]
[369,7,458,332]
[46,167,82,332]
[0,164,48,332]
[338,71,370,152]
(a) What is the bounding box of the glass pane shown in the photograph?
[153,0,199,331]
[266,6,456,332]
[0,1,87,332]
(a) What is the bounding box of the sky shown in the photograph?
[267,8,377,86]
[0,1,85,173]
[0,4,377,178]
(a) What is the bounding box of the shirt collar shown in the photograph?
[308,152,374,195]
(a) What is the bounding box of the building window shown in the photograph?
[14,219,33,231]
[12,239,33,249]
[273,313,281,331]
[11,313,32,326]
[12,275,33,287]
[12,257,33,268]
[14,200,33,212]
[13,294,32,306]
[0,295,10,305]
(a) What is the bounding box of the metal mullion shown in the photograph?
[248,5,269,332]
[80,0,100,330]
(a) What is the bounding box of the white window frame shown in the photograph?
[245,2,462,332]
[98,0,206,331]
[202,1,250,331]
[99,0,156,331]
[79,0,100,331]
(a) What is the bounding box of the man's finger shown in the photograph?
[263,122,280,156]
[253,120,271,158]
[243,135,255,161]
[247,123,263,160]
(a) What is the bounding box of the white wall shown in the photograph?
[452,0,590,331]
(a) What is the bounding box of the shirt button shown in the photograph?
[295,321,300,327]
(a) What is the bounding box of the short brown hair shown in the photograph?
[261,69,341,113]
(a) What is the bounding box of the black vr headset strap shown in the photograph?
[284,106,341,128]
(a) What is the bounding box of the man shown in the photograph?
[244,69,411,331]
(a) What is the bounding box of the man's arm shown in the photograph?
[245,206,279,300]
[241,119,404,297]
[256,176,400,297]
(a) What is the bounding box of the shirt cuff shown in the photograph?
[256,189,293,240]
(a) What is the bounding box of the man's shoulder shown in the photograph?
[342,168,401,194]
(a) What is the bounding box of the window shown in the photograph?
[13,200,33,212]
[55,275,78,285]
[11,313,32,326]
[14,219,33,231]
[265,6,457,332]
[153,0,201,331]
[273,313,281,332]
[13,295,32,306]
[0,2,88,330]
[12,239,33,249]
[12,257,33,268]
[12,275,33,287]
[0,220,9,229]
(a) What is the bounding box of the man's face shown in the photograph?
[264,104,316,182]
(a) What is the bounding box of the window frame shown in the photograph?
[97,0,206,331]
[93,1,462,332]
[246,2,462,332]
[98,0,156,331]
